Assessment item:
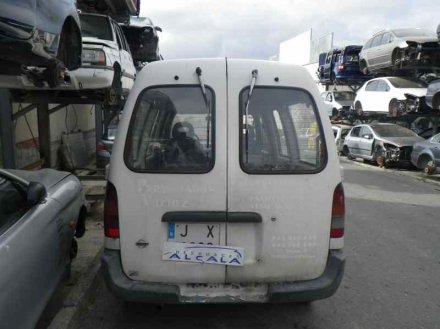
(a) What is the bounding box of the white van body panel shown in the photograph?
[226,60,340,282]
[110,58,228,283]
[109,58,342,285]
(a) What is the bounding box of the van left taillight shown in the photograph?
[104,182,119,238]
[331,183,345,238]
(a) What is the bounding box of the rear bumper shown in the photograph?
[101,249,345,303]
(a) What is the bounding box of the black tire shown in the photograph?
[344,146,355,160]
[355,102,363,117]
[70,238,78,260]
[432,94,440,110]
[57,19,82,71]
[389,98,400,117]
[45,61,65,88]
[360,60,369,75]
[391,49,401,69]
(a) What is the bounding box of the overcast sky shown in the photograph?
[140,0,440,61]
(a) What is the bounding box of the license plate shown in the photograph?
[162,241,244,266]
[168,223,220,245]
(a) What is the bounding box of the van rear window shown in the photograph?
[240,87,326,174]
[125,86,215,173]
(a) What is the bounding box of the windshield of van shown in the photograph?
[333,91,356,101]
[240,87,326,173]
[125,86,214,173]
[80,15,113,41]
[371,124,419,137]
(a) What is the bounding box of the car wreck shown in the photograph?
[343,123,424,167]
[360,28,440,74]
[120,16,162,69]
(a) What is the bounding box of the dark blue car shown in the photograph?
[319,45,372,84]
[0,0,82,87]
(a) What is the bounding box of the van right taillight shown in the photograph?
[104,182,119,238]
[331,183,345,238]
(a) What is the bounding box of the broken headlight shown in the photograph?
[383,143,400,161]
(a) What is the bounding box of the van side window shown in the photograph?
[125,86,215,173]
[240,87,326,173]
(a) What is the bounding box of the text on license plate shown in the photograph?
[168,223,220,244]
[162,241,244,266]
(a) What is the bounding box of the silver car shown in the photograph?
[321,91,356,117]
[0,169,86,329]
[410,133,440,175]
[359,28,440,74]
[343,123,424,167]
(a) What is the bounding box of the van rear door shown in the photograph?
[118,59,228,283]
[225,59,339,282]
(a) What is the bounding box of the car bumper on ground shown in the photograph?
[101,249,345,303]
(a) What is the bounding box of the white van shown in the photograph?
[102,58,345,303]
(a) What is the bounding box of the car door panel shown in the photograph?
[347,127,361,156]
[0,197,62,329]
[359,127,374,157]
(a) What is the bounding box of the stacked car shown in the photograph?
[342,123,424,168]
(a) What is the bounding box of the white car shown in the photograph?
[102,59,345,304]
[353,77,427,116]
[321,91,356,117]
[0,13,137,106]
[75,13,137,105]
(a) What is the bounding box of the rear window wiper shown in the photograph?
[196,67,211,152]
[244,69,258,163]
